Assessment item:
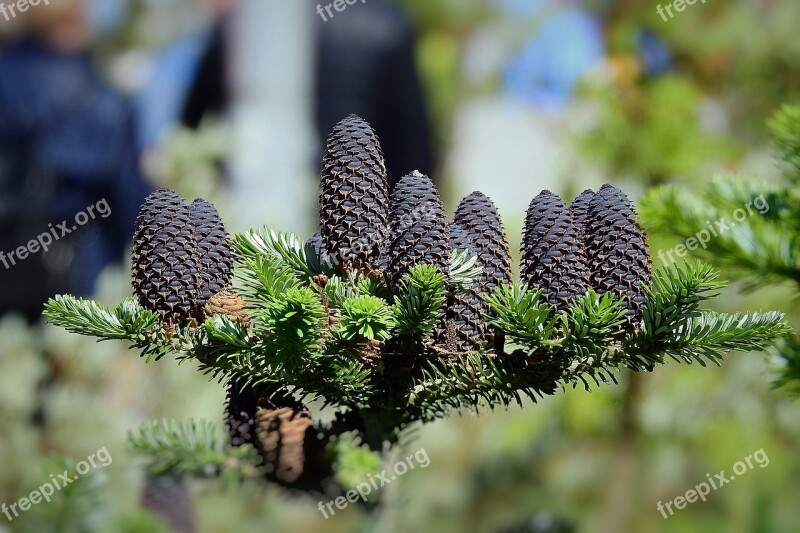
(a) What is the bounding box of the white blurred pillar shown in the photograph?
[228,0,317,236]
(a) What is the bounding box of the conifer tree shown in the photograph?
[45,115,791,499]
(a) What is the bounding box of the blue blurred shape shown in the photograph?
[505,9,605,112]
[637,29,673,77]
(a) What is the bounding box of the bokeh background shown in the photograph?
[1,0,799,531]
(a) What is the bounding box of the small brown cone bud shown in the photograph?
[205,288,249,325]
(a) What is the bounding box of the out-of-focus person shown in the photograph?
[139,0,434,190]
[0,0,150,321]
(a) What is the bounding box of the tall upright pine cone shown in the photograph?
[254,400,318,485]
[188,199,233,310]
[453,192,513,294]
[206,288,250,325]
[224,379,260,448]
[520,190,589,313]
[444,224,488,352]
[131,189,201,324]
[387,171,451,284]
[584,184,653,328]
[570,189,596,228]
[319,115,389,271]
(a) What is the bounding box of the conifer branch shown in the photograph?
[128,419,261,479]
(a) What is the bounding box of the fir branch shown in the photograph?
[640,182,800,287]
[485,284,559,351]
[237,254,302,308]
[407,352,560,420]
[639,261,725,340]
[657,311,791,366]
[44,295,158,341]
[232,228,331,279]
[557,290,627,358]
[305,354,377,408]
[339,295,395,342]
[203,315,252,350]
[628,262,790,367]
[768,103,800,180]
[43,296,182,362]
[391,264,447,339]
[259,287,327,362]
[128,419,260,478]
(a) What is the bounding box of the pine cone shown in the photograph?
[131,189,201,324]
[206,288,250,325]
[224,379,260,448]
[521,190,589,313]
[188,199,233,310]
[254,399,318,485]
[443,224,487,352]
[453,192,513,294]
[387,171,451,284]
[140,475,196,533]
[584,184,653,328]
[570,189,596,228]
[319,115,389,271]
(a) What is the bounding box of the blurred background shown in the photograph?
[1,0,799,531]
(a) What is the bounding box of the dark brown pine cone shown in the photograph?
[224,379,260,448]
[453,192,513,295]
[584,184,653,329]
[387,171,451,284]
[319,115,389,271]
[520,190,589,313]
[254,399,318,485]
[188,199,233,311]
[206,288,250,325]
[569,189,596,228]
[131,188,201,324]
[442,224,488,352]
[140,474,196,533]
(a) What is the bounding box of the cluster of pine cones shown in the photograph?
[131,189,245,325]
[522,186,653,327]
[130,114,653,486]
[312,114,653,352]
